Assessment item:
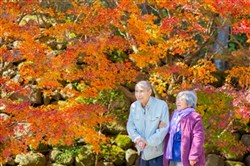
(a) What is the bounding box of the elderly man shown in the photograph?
[127,80,169,166]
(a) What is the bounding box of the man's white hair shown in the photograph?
[136,80,152,90]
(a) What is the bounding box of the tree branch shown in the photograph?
[118,85,136,102]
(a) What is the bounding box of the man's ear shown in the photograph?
[149,89,153,95]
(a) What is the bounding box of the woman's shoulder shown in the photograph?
[187,111,202,120]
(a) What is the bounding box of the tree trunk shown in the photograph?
[213,20,229,70]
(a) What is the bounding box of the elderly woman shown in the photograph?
[163,90,205,166]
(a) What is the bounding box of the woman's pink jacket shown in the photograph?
[163,111,206,166]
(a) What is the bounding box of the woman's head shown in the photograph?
[176,91,197,110]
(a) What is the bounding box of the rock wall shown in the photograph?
[3,133,250,166]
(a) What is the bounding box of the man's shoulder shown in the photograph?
[130,100,141,109]
[151,97,167,105]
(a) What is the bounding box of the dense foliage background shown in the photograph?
[0,0,249,164]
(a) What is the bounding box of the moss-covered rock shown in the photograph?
[52,147,75,165]
[55,151,74,165]
[75,145,96,166]
[101,145,125,165]
[225,160,245,166]
[114,134,133,150]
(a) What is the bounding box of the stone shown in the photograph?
[224,151,244,161]
[25,85,43,105]
[103,121,127,135]
[243,154,250,166]
[47,163,66,166]
[225,160,245,166]
[75,145,96,166]
[0,113,9,120]
[43,95,51,105]
[15,152,46,166]
[233,132,241,141]
[101,145,125,166]
[206,154,225,166]
[55,152,74,165]
[96,161,114,166]
[241,134,250,147]
[125,149,138,166]
[51,90,61,101]
[50,149,62,162]
[114,134,133,150]
[0,103,6,110]
[103,162,114,166]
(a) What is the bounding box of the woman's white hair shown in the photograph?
[177,90,197,108]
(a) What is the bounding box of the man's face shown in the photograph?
[135,84,152,106]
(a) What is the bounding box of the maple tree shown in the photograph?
[0,0,249,163]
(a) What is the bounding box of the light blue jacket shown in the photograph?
[127,96,169,160]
